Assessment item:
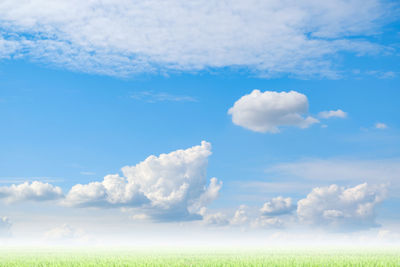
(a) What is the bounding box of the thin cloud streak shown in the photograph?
[130,91,197,103]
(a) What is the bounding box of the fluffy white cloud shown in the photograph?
[65,141,222,221]
[260,197,295,216]
[375,122,388,129]
[0,0,390,77]
[0,181,63,203]
[65,174,148,207]
[318,109,347,119]
[228,90,319,133]
[297,183,386,230]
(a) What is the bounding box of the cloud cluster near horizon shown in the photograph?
[0,142,390,232]
[202,183,386,231]
[0,0,393,77]
[0,142,220,222]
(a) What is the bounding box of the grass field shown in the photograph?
[0,247,399,266]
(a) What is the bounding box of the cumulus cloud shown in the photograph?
[318,109,347,119]
[260,197,296,216]
[0,181,63,203]
[65,141,222,221]
[0,0,392,77]
[228,90,319,133]
[297,183,386,230]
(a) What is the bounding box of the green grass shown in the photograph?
[0,247,399,266]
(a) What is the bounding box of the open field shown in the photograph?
[0,248,399,267]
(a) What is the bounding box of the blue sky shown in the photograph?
[0,0,399,245]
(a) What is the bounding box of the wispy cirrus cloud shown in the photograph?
[130,91,197,103]
[0,0,395,78]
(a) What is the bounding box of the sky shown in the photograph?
[0,0,400,246]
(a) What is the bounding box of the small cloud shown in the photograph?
[131,214,150,221]
[375,122,388,129]
[130,91,197,103]
[0,181,63,203]
[251,217,284,229]
[260,197,296,216]
[228,90,319,133]
[366,70,397,79]
[318,109,347,119]
[230,205,249,226]
[202,212,230,226]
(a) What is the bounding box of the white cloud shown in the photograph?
[65,174,147,207]
[0,181,63,203]
[318,109,347,119]
[0,0,391,77]
[260,197,295,216]
[230,205,249,226]
[228,90,319,133]
[375,122,388,129]
[65,141,222,221]
[297,183,386,230]
[131,213,150,221]
[202,212,230,226]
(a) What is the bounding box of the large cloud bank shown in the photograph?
[0,0,391,77]
[65,141,222,221]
